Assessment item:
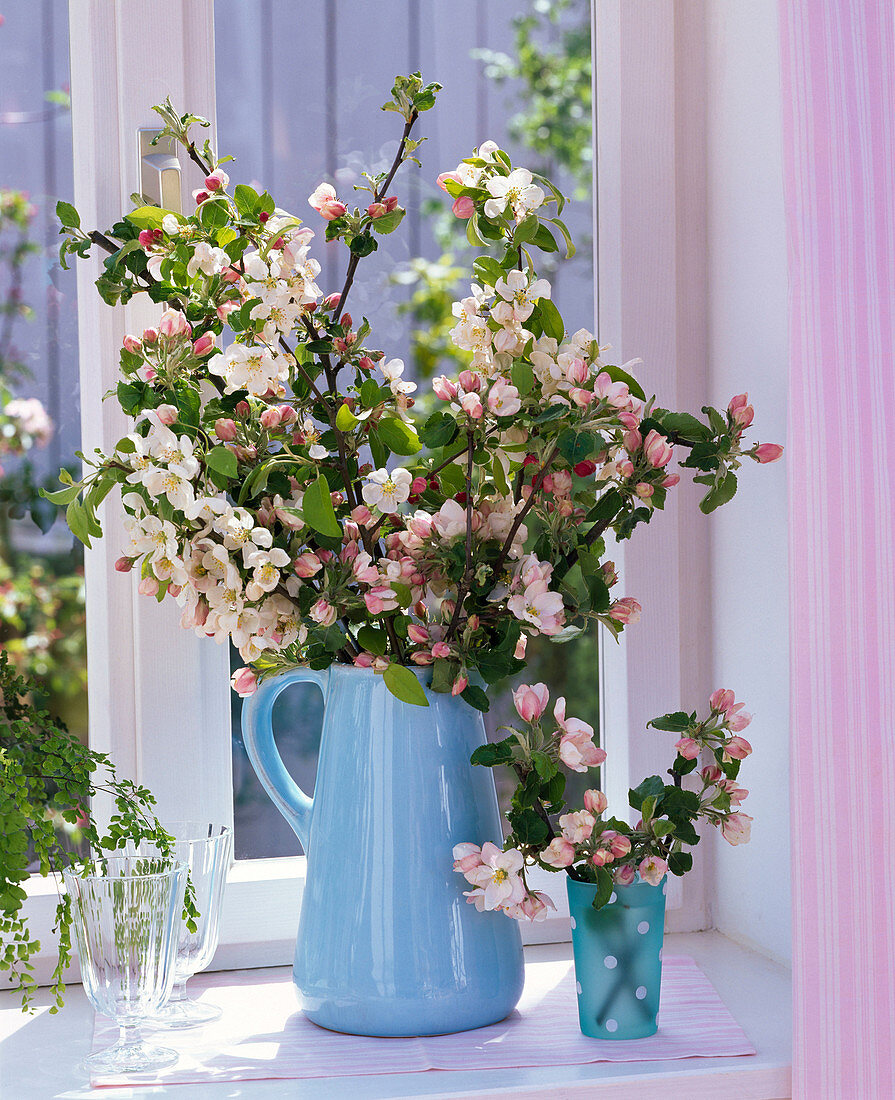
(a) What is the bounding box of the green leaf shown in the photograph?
[699,470,738,514]
[591,865,615,910]
[377,417,421,456]
[39,483,82,506]
[532,222,559,252]
[513,214,540,244]
[585,488,623,525]
[356,626,388,655]
[557,428,595,465]
[511,360,534,397]
[470,739,514,766]
[537,297,565,342]
[205,446,238,480]
[544,216,576,258]
[360,378,383,408]
[602,364,646,402]
[510,807,549,845]
[349,232,378,257]
[197,197,230,229]
[460,684,490,712]
[629,775,665,812]
[336,403,359,430]
[370,208,405,234]
[668,851,693,876]
[56,201,80,230]
[647,711,692,733]
[531,750,557,780]
[65,499,92,548]
[472,256,506,286]
[534,403,567,424]
[420,410,458,449]
[383,663,429,707]
[233,183,260,216]
[656,411,711,441]
[126,205,183,229]
[302,473,342,537]
[490,454,510,497]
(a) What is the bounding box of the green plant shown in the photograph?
[0,652,195,1011]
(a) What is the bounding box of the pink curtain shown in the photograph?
[780,2,895,1096]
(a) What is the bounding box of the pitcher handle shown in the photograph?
[240,667,329,852]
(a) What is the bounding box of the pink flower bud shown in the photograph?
[204,169,228,191]
[584,789,608,815]
[260,406,283,430]
[731,403,754,428]
[452,674,469,696]
[407,623,430,645]
[623,429,642,453]
[728,709,752,732]
[436,171,461,192]
[675,737,701,760]
[293,552,322,578]
[725,735,753,759]
[452,196,475,219]
[512,683,549,723]
[662,472,681,488]
[614,864,636,886]
[701,764,723,783]
[753,443,784,464]
[114,556,134,573]
[320,198,348,220]
[230,667,258,697]
[193,189,210,205]
[158,308,191,339]
[142,327,158,345]
[138,577,159,597]
[643,428,674,468]
[275,404,296,425]
[635,482,654,500]
[156,403,178,426]
[193,333,215,356]
[618,458,634,478]
[410,476,428,497]
[214,418,238,441]
[608,597,642,624]
[432,642,452,659]
[354,652,375,668]
[574,460,597,477]
[323,292,342,310]
[122,334,142,353]
[458,370,482,393]
[350,504,374,526]
[234,400,251,418]
[358,356,375,371]
[514,634,528,659]
[433,375,458,400]
[460,392,483,419]
[138,229,156,249]
[367,202,387,219]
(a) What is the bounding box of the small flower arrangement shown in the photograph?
[454,686,754,917]
[46,72,781,713]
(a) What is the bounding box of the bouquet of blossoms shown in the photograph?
[48,73,781,719]
[453,685,754,918]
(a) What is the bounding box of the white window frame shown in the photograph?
[14,0,715,988]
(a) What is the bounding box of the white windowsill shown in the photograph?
[0,931,791,1100]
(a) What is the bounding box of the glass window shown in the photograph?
[0,1,86,860]
[215,0,595,858]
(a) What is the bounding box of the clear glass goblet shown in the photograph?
[142,822,232,1029]
[63,856,187,1075]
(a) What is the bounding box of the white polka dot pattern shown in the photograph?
[637,920,650,934]
[576,980,582,995]
[605,1018,618,1032]
[569,916,576,930]
[603,955,617,969]
[635,985,648,1000]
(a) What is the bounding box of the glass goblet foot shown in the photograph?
[84,1024,179,1075]
[148,994,222,1029]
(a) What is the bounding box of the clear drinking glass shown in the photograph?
[142,822,232,1028]
[63,856,187,1074]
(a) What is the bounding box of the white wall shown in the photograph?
[703,0,791,965]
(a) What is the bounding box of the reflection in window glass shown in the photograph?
[0,1,87,861]
[217,0,595,858]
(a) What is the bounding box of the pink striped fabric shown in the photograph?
[91,957,754,1087]
[779,2,895,1097]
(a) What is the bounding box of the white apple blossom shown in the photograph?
[432,498,468,540]
[494,270,552,323]
[143,465,196,511]
[483,168,545,222]
[187,240,229,279]
[361,467,412,514]
[245,546,291,599]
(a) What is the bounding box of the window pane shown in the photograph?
[216,0,595,859]
[0,1,87,861]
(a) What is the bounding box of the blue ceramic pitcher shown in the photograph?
[241,664,524,1036]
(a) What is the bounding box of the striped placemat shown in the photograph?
[90,955,755,1087]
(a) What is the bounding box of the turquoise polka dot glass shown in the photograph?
[567,874,667,1039]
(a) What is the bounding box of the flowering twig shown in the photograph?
[445,429,476,643]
